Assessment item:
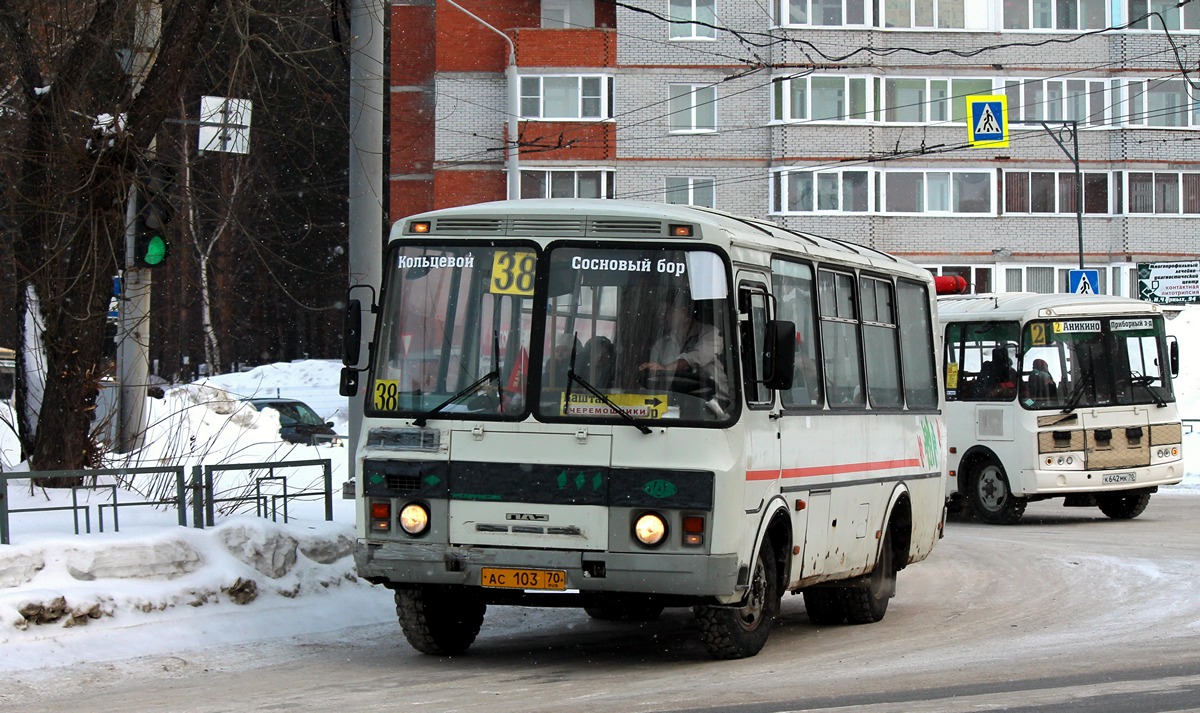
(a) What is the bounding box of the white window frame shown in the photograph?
[1125,171,1200,215]
[519,169,616,199]
[882,77,995,124]
[1119,79,1200,129]
[1002,0,1108,30]
[772,75,870,122]
[669,0,717,39]
[1002,170,1114,215]
[665,176,717,207]
[519,75,613,121]
[882,170,995,215]
[880,0,977,29]
[668,83,718,134]
[774,168,873,213]
[779,0,872,27]
[1128,0,1200,30]
[1004,77,1113,127]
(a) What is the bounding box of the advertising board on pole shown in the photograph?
[1137,261,1200,304]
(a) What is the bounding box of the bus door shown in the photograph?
[738,278,780,513]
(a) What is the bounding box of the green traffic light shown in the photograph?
[142,234,168,266]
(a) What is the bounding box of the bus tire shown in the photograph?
[802,588,846,625]
[394,586,486,655]
[968,456,1027,525]
[841,530,896,625]
[694,536,780,659]
[1096,488,1153,520]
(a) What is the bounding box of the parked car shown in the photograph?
[245,398,338,445]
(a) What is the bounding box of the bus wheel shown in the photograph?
[1096,488,1153,520]
[802,588,846,625]
[394,586,486,655]
[695,536,780,659]
[968,457,1027,525]
[841,530,896,624]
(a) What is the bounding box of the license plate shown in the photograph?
[481,567,567,591]
[1103,473,1137,484]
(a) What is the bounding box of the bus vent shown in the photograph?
[433,218,505,234]
[508,218,587,236]
[587,219,667,237]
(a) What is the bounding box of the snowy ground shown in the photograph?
[0,306,1198,676]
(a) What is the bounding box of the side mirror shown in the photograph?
[343,299,362,367]
[1169,337,1179,377]
[339,367,360,397]
[763,319,796,391]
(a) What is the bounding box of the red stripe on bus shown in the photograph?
[746,458,923,481]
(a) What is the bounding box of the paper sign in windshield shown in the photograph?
[562,392,668,418]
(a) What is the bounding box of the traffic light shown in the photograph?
[132,165,174,268]
[134,199,170,267]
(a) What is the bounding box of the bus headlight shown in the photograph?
[399,502,430,536]
[634,512,667,546]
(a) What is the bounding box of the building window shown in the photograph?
[1122,79,1198,128]
[882,0,969,28]
[520,76,612,120]
[665,177,716,207]
[1003,0,1106,29]
[520,170,615,199]
[782,0,869,26]
[540,0,595,28]
[668,84,717,133]
[882,78,993,123]
[669,0,717,39]
[1004,171,1111,214]
[1129,0,1200,30]
[884,171,993,214]
[772,75,868,122]
[1127,172,1200,214]
[1004,78,1110,126]
[780,169,871,212]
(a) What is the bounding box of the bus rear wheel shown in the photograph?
[694,536,780,659]
[969,457,1027,525]
[1096,488,1153,520]
[841,530,896,624]
[802,588,846,625]
[394,586,486,655]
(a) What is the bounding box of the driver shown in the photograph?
[639,296,729,406]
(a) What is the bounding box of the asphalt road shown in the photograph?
[5,492,1199,712]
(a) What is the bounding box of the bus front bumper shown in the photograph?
[354,540,740,598]
[1025,463,1184,495]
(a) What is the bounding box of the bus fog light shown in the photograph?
[634,512,667,546]
[399,502,430,536]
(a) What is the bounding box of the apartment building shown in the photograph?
[390,0,1200,295]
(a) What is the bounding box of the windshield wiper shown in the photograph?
[413,370,498,427]
[562,336,651,435]
[1060,367,1095,415]
[1130,373,1167,407]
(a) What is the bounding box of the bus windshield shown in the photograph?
[537,245,736,425]
[369,243,536,418]
[1020,316,1175,410]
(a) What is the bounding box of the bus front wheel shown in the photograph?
[694,536,780,659]
[968,457,1027,525]
[394,586,486,655]
[1096,488,1153,520]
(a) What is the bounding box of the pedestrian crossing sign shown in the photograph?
[1069,269,1100,295]
[966,95,1009,148]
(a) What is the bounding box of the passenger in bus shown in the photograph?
[979,346,1018,399]
[1025,358,1056,400]
[579,336,615,388]
[544,334,577,389]
[639,297,729,405]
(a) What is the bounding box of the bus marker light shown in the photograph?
[795,499,806,511]
[370,501,391,519]
[411,221,431,233]
[669,224,694,237]
[683,516,705,533]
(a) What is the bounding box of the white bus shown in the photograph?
[341,199,948,659]
[938,293,1183,524]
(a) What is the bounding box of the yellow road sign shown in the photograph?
[966,95,1008,148]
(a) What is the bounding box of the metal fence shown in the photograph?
[0,458,332,545]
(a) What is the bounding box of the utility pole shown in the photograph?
[115,0,161,453]
[347,0,386,473]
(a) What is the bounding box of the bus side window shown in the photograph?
[772,257,822,409]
